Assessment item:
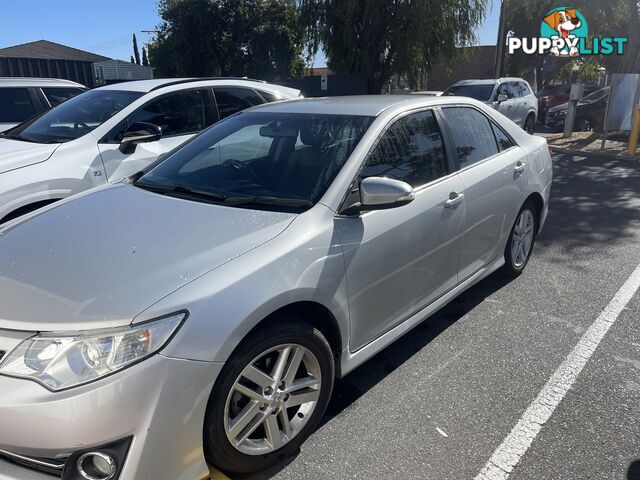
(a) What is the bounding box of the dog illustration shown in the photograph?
[543,8,581,56]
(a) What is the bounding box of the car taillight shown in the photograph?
[548,145,554,156]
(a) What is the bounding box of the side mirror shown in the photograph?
[359,177,414,211]
[497,93,509,103]
[119,122,162,154]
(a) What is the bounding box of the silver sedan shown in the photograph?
[0,95,552,479]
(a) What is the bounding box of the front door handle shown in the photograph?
[445,192,464,208]
[514,161,527,174]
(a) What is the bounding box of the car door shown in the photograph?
[335,109,465,351]
[441,106,525,282]
[97,88,216,182]
[495,82,518,123]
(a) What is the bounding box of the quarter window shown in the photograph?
[214,88,264,120]
[360,110,448,188]
[442,107,499,168]
[125,89,208,138]
[0,88,37,123]
[492,123,515,152]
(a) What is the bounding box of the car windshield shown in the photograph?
[136,111,374,211]
[2,89,143,144]
[579,87,610,105]
[442,84,495,101]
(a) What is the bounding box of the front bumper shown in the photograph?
[0,348,222,480]
[545,112,565,130]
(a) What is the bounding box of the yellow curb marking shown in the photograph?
[210,467,232,480]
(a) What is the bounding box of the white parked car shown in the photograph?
[443,78,538,134]
[0,77,86,132]
[0,78,300,223]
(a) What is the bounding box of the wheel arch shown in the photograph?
[524,192,544,233]
[243,301,344,376]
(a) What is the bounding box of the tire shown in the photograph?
[524,114,536,135]
[204,321,335,474]
[502,200,539,277]
[575,116,594,132]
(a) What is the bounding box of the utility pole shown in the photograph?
[494,0,506,79]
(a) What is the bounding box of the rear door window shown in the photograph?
[442,107,499,168]
[214,88,265,120]
[0,87,37,123]
[42,87,85,106]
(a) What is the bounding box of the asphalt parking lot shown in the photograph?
[222,152,640,480]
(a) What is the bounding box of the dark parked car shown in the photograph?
[536,84,599,123]
[545,87,610,132]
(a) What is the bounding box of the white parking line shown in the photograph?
[476,261,640,480]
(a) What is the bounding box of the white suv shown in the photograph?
[443,78,538,134]
[0,78,300,223]
[0,77,86,132]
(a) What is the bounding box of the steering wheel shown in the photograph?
[224,159,262,184]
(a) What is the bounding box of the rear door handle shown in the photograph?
[445,192,464,208]
[514,161,527,174]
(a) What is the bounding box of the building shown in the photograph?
[95,59,153,84]
[0,40,154,88]
[0,40,110,87]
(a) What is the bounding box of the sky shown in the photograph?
[0,0,500,67]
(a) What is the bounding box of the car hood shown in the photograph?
[0,184,296,331]
[548,102,569,113]
[0,137,61,174]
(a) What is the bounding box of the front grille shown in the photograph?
[0,449,65,477]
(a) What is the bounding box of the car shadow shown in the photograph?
[628,460,640,480]
[535,153,640,269]
[235,271,514,480]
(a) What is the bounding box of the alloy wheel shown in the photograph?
[511,209,535,268]
[224,344,322,455]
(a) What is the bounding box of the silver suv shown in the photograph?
[443,78,538,134]
[0,95,552,479]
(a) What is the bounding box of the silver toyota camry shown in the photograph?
[0,95,552,479]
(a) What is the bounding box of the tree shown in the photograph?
[130,55,135,64]
[132,33,141,65]
[142,47,150,66]
[148,0,305,80]
[300,0,490,93]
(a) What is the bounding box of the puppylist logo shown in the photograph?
[507,7,628,57]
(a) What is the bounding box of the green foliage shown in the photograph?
[148,0,305,80]
[300,0,489,93]
[130,55,135,64]
[132,33,141,65]
[142,47,150,67]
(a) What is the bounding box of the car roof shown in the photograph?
[95,77,299,96]
[0,77,86,88]
[244,95,484,117]
[452,77,528,86]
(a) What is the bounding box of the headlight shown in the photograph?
[0,313,185,391]
[557,110,567,118]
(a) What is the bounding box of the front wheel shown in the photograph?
[575,116,594,132]
[204,321,335,474]
[524,114,536,135]
[502,200,538,277]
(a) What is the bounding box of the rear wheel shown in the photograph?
[524,114,536,135]
[502,200,538,277]
[204,321,334,474]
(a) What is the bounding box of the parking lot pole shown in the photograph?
[628,104,640,156]
[564,84,585,138]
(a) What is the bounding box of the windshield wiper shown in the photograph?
[224,196,313,208]
[134,182,228,202]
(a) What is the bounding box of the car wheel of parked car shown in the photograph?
[502,200,538,277]
[575,117,594,132]
[204,321,335,474]
[524,114,536,135]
